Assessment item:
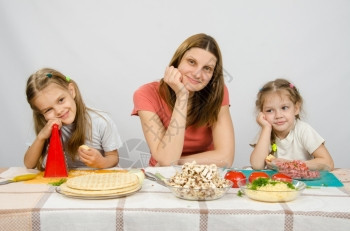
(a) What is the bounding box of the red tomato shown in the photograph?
[271,173,292,183]
[224,171,246,188]
[248,172,269,183]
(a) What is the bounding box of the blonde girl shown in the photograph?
[250,78,334,171]
[24,68,122,170]
[132,33,235,167]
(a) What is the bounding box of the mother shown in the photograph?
[132,33,235,167]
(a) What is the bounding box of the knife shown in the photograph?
[0,173,38,185]
[145,172,167,187]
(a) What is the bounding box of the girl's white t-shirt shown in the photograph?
[27,110,123,169]
[251,120,325,161]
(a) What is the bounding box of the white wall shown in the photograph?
[0,0,349,168]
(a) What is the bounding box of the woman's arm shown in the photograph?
[138,90,189,166]
[250,112,272,170]
[137,67,190,166]
[140,105,235,167]
[179,105,235,167]
[305,144,334,171]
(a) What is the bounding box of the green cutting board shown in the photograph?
[238,170,344,187]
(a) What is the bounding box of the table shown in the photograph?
[1,167,350,231]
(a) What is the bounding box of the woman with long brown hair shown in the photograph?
[132,33,235,167]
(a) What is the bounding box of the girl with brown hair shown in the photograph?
[250,78,334,171]
[25,68,122,170]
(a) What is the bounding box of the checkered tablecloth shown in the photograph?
[1,167,350,231]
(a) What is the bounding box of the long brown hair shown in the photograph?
[26,68,91,169]
[159,33,225,127]
[255,78,303,154]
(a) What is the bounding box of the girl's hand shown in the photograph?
[38,119,62,140]
[163,66,188,97]
[256,112,271,129]
[78,146,104,168]
[266,158,289,169]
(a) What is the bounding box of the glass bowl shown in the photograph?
[171,158,230,177]
[271,160,321,180]
[165,179,233,201]
[166,158,232,200]
[238,178,306,202]
[171,158,230,167]
[277,169,321,180]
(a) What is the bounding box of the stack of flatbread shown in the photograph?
[59,172,141,198]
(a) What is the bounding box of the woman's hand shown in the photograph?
[163,66,188,97]
[256,112,271,129]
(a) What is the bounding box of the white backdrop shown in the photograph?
[0,0,349,168]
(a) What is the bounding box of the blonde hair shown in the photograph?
[159,33,225,127]
[26,68,91,170]
[255,78,303,153]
